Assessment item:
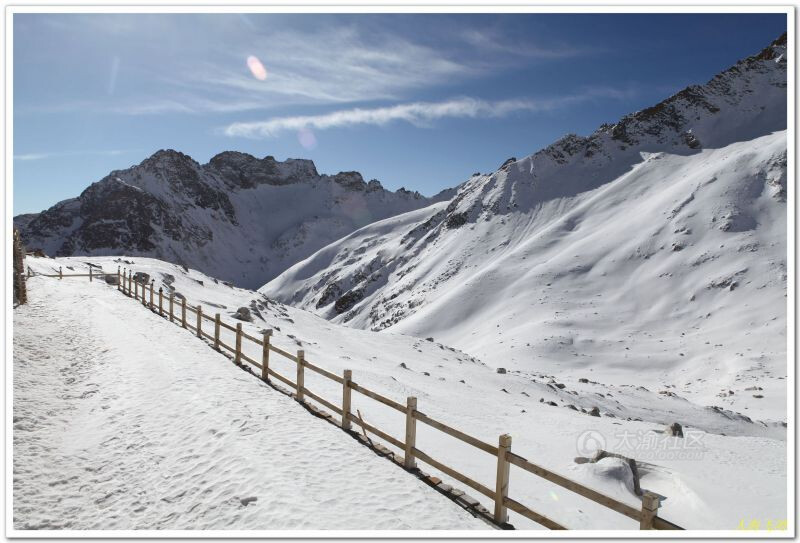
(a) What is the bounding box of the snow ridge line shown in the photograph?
[43,267,682,531]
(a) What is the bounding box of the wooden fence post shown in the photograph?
[134,276,138,299]
[169,292,174,322]
[296,350,305,401]
[342,370,352,430]
[196,305,202,338]
[494,434,512,525]
[214,314,221,350]
[59,267,62,280]
[181,298,186,328]
[261,330,272,380]
[235,323,242,364]
[117,267,121,290]
[404,396,418,469]
[158,287,163,316]
[640,492,660,529]
[149,280,154,308]
[89,266,92,282]
[128,271,132,296]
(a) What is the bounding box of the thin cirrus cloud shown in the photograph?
[223,89,635,138]
[16,15,595,116]
[14,149,139,161]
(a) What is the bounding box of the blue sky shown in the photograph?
[13,12,786,214]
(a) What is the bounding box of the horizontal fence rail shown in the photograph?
[36,264,683,531]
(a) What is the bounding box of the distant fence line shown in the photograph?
[35,264,682,531]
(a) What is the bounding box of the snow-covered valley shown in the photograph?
[17,256,787,530]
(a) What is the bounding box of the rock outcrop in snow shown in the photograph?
[15,150,442,288]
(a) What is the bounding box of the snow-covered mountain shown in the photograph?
[263,34,788,418]
[16,151,442,289]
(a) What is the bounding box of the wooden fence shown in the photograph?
[40,265,683,531]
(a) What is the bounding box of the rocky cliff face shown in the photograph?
[17,150,439,288]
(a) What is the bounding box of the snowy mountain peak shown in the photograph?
[17,149,438,288]
[140,148,201,173]
[432,32,787,232]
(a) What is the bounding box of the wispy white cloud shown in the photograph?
[14,153,51,161]
[459,28,592,60]
[223,88,636,138]
[14,149,139,161]
[17,15,599,116]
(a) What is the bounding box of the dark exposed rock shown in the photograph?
[667,422,684,437]
[316,283,342,309]
[445,212,468,229]
[334,288,364,314]
[499,157,517,170]
[233,307,253,322]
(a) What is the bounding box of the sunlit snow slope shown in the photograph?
[262,34,788,423]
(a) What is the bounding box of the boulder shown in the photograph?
[496,367,507,374]
[233,307,253,322]
[667,422,684,437]
[588,407,601,417]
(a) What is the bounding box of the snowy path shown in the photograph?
[12,277,488,531]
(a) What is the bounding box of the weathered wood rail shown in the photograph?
[39,265,683,531]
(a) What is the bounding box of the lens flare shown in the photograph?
[297,127,317,150]
[246,55,267,81]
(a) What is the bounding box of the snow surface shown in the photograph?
[264,131,788,425]
[12,274,488,531]
[21,257,787,530]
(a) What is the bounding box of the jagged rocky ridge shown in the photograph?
[16,151,443,288]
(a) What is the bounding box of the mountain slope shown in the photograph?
[16,151,440,289]
[262,34,788,419]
